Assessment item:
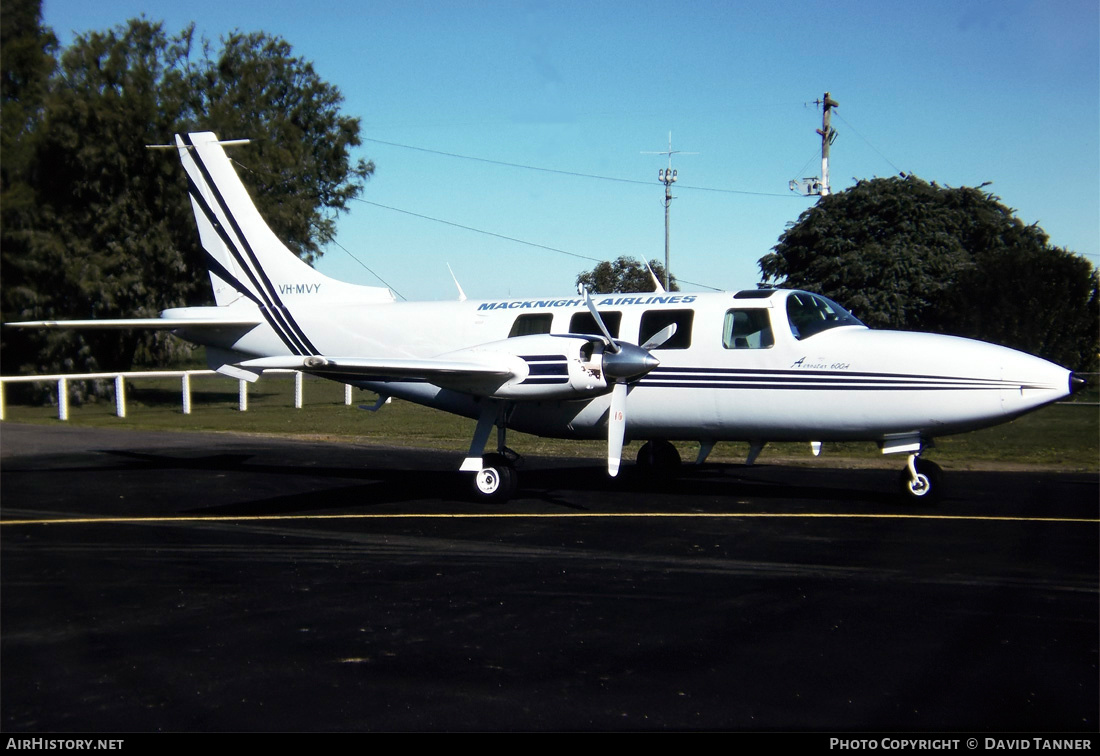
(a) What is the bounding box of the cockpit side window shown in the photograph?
[785,292,863,340]
[723,309,774,349]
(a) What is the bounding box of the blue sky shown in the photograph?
[42,0,1099,301]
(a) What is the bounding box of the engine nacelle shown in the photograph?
[442,333,612,400]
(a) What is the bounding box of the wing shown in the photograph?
[238,355,518,395]
[6,311,262,330]
[5,317,260,329]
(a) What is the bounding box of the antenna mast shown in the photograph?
[642,132,697,289]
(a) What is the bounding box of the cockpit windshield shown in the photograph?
[785,292,864,340]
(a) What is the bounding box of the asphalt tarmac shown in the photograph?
[1,423,1096,732]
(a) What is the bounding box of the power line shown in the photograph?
[353,197,724,292]
[327,238,406,301]
[234,144,729,292]
[354,198,604,263]
[365,137,651,186]
[362,137,798,198]
[833,111,906,176]
[791,149,821,183]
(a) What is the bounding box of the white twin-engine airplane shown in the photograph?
[10,132,1083,502]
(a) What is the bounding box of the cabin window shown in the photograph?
[639,309,693,349]
[508,313,553,337]
[569,311,622,338]
[785,292,863,340]
[723,309,774,349]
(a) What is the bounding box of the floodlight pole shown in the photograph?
[644,133,696,290]
[659,164,676,290]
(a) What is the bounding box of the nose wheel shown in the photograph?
[899,455,943,503]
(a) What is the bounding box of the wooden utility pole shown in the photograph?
[816,92,839,196]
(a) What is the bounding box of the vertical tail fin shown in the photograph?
[177,132,328,306]
[176,132,392,307]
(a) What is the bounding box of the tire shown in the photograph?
[636,440,682,479]
[898,458,943,503]
[470,453,518,502]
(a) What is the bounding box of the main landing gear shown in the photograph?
[471,451,520,502]
[463,401,524,502]
[469,440,685,502]
[635,440,682,478]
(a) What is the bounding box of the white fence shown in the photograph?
[0,369,356,421]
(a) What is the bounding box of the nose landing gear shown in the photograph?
[899,454,943,503]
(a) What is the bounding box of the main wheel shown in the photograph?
[636,440,682,478]
[470,453,518,502]
[898,458,943,503]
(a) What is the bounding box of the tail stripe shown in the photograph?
[183,134,320,356]
[182,134,313,355]
[184,175,308,355]
[203,254,259,306]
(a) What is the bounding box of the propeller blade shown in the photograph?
[641,322,678,350]
[578,285,619,353]
[608,382,627,477]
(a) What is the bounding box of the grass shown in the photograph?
[2,373,1096,471]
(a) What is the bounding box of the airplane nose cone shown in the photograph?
[1070,372,1087,394]
[996,347,1078,416]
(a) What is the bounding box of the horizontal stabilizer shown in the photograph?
[214,363,263,383]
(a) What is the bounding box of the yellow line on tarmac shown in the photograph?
[1,512,1096,527]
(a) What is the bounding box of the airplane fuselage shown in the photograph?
[183,287,1073,450]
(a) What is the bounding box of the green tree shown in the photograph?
[576,256,678,294]
[21,20,204,377]
[1,0,60,380]
[1,0,56,186]
[1,15,374,386]
[945,244,1099,373]
[199,31,373,264]
[759,176,1098,370]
